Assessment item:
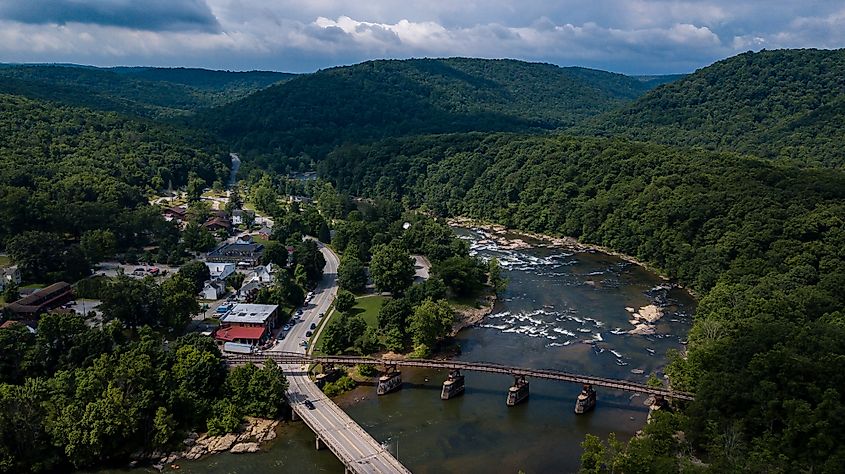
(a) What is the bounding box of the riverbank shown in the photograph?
[446,216,696,299]
[149,417,280,470]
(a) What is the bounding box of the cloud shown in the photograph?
[0,1,842,74]
[0,0,220,32]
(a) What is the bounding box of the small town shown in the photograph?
[0,2,842,473]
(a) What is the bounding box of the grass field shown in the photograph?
[0,255,11,266]
[312,294,388,354]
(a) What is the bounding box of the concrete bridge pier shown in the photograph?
[315,436,325,450]
[441,369,465,400]
[291,409,300,421]
[506,375,529,406]
[377,369,402,395]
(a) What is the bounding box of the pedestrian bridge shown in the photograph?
[228,351,695,401]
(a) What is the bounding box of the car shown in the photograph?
[305,330,312,337]
[310,322,316,330]
[303,400,315,410]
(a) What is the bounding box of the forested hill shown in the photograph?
[0,93,226,244]
[576,49,845,168]
[197,58,677,159]
[0,64,290,118]
[319,132,845,471]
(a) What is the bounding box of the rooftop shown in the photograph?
[220,303,278,324]
[214,325,267,341]
[208,242,264,256]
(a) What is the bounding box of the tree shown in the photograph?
[262,241,289,267]
[369,243,414,295]
[321,313,367,355]
[488,257,508,295]
[291,240,325,287]
[0,323,35,384]
[178,260,211,293]
[80,229,117,263]
[227,271,245,291]
[182,222,217,252]
[100,275,163,330]
[161,275,200,332]
[6,231,63,281]
[409,299,454,349]
[186,173,205,202]
[335,290,356,313]
[434,256,486,297]
[338,253,367,293]
[225,185,243,214]
[152,407,177,450]
[170,344,226,424]
[225,360,288,418]
[2,283,20,304]
[251,175,278,215]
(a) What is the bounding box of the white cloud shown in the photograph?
[0,1,842,73]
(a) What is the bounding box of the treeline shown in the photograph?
[0,94,228,277]
[319,132,845,471]
[0,318,287,472]
[577,49,845,169]
[0,64,290,118]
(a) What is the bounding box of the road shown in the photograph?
[269,243,409,474]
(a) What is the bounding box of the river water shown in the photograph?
[119,227,694,474]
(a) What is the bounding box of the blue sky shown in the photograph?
[0,1,842,74]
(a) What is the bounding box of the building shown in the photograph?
[219,303,279,331]
[235,234,253,244]
[213,325,268,347]
[231,209,255,226]
[162,206,187,222]
[0,266,21,292]
[6,282,73,318]
[202,216,232,233]
[207,242,264,266]
[199,280,226,300]
[244,263,274,287]
[257,226,272,238]
[0,320,35,333]
[205,262,235,281]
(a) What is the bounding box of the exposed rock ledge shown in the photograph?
[451,293,497,336]
[155,417,279,469]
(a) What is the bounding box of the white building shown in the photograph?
[231,209,254,226]
[200,280,226,300]
[220,303,279,330]
[205,262,235,281]
[0,266,21,292]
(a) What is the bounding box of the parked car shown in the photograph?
[303,400,315,410]
[310,322,316,330]
[305,330,312,337]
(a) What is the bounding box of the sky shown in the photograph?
[0,1,843,75]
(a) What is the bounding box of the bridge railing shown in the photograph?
[226,353,695,401]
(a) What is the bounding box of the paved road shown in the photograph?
[269,244,409,474]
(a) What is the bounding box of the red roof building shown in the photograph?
[213,325,268,346]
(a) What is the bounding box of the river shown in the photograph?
[113,227,694,474]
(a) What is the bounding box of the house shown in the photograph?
[231,209,255,226]
[199,280,226,300]
[219,303,279,331]
[207,242,264,266]
[0,320,36,334]
[257,226,272,238]
[162,206,187,222]
[235,234,254,244]
[6,282,73,318]
[205,262,235,281]
[252,263,274,284]
[213,325,268,347]
[0,266,21,292]
[237,280,261,302]
[202,216,232,233]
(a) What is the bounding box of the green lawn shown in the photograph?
[348,295,388,329]
[253,234,270,246]
[0,255,11,266]
[312,295,388,354]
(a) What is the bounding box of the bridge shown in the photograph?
[228,352,695,401]
[268,244,411,474]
